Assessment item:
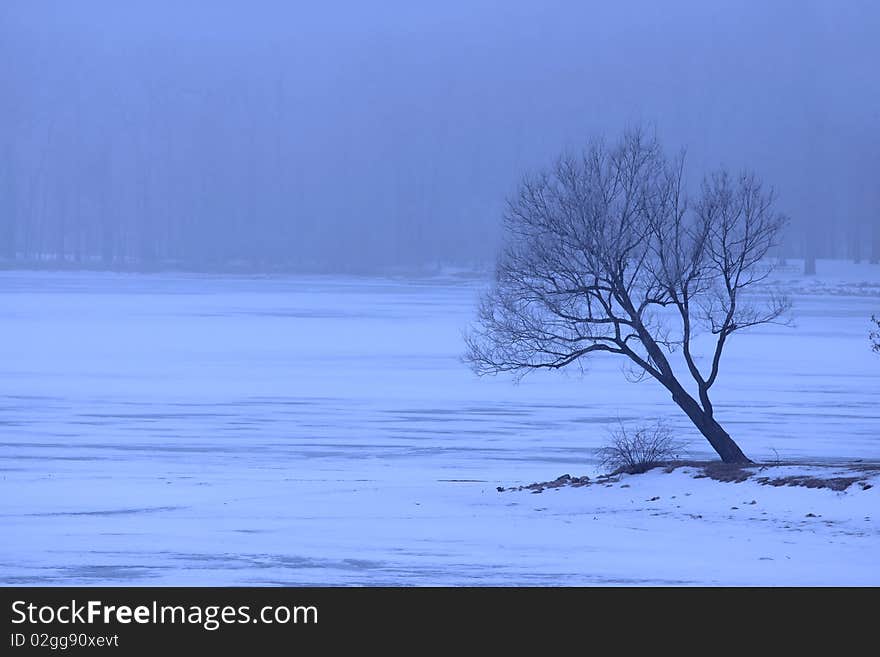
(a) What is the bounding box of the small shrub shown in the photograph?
[596,421,685,474]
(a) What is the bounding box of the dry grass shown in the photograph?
[675,461,879,491]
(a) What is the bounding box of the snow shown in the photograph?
[1,259,879,585]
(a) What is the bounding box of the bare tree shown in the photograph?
[465,129,790,464]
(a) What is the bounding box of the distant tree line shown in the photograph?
[0,42,501,274]
[0,10,877,274]
[0,86,497,273]
[2,114,875,274]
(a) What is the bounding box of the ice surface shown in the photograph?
[1,260,878,585]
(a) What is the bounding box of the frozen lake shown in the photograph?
[2,263,879,585]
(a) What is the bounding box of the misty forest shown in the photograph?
[2,1,879,586]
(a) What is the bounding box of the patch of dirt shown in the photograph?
[686,462,753,483]
[671,461,879,491]
[497,461,880,494]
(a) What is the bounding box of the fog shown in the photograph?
[1,0,878,272]
[3,2,880,589]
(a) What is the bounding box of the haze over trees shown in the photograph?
[0,1,877,272]
[465,130,789,463]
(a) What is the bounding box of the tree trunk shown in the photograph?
[804,255,816,276]
[803,228,818,275]
[694,414,751,464]
[872,218,879,264]
[669,385,752,464]
[849,222,861,264]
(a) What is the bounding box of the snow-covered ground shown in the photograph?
[1,259,879,585]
